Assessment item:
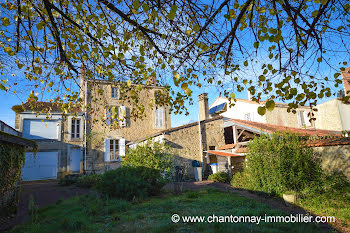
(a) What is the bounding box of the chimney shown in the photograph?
[341,67,350,96]
[148,76,156,85]
[198,93,209,121]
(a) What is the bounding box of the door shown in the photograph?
[70,148,81,173]
[22,152,58,181]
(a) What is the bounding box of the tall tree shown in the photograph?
[0,0,349,118]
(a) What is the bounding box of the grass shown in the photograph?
[297,190,350,228]
[11,189,332,233]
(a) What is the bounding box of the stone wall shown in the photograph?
[265,106,313,128]
[85,80,171,173]
[163,117,225,180]
[313,145,350,179]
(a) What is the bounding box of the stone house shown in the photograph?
[81,77,171,173]
[13,76,171,180]
[129,92,350,180]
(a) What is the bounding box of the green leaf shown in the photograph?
[167,5,177,20]
[0,84,5,90]
[257,106,266,116]
[1,17,10,26]
[142,3,149,13]
[254,42,259,49]
[266,100,275,111]
[193,24,200,32]
[133,0,140,10]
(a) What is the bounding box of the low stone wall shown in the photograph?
[313,145,350,180]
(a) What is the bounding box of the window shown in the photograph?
[104,138,126,162]
[111,87,118,98]
[297,111,311,127]
[106,106,119,125]
[244,113,253,121]
[109,139,119,161]
[71,118,81,139]
[106,106,127,127]
[155,107,164,128]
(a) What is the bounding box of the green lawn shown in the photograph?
[297,190,350,229]
[13,189,331,233]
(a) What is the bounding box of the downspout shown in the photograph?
[83,81,88,173]
[198,114,204,178]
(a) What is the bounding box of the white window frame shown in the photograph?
[71,118,81,139]
[105,105,127,127]
[244,113,253,121]
[297,110,311,127]
[111,87,119,99]
[104,138,126,162]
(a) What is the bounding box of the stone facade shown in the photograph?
[130,116,225,179]
[83,79,171,173]
[313,145,350,179]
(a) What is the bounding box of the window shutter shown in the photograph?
[119,138,125,160]
[155,108,159,128]
[304,111,311,126]
[104,138,110,162]
[119,106,127,127]
[67,116,72,141]
[297,111,302,127]
[159,107,164,127]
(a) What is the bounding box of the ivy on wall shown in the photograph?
[0,141,25,217]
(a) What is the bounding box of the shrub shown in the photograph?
[231,133,324,195]
[231,172,251,188]
[123,140,174,180]
[76,174,101,188]
[96,166,166,200]
[58,174,81,186]
[208,172,230,183]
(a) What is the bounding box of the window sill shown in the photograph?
[70,138,82,142]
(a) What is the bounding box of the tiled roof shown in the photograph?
[307,137,350,147]
[17,102,81,113]
[207,150,245,157]
[230,119,341,137]
[217,143,236,150]
[234,147,248,153]
[22,102,63,112]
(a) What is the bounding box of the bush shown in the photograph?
[231,172,251,188]
[208,172,230,183]
[231,133,324,195]
[123,140,174,180]
[96,166,166,200]
[58,174,81,186]
[76,174,102,188]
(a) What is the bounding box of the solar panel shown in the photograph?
[209,102,227,115]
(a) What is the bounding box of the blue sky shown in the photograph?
[0,78,249,128]
[0,77,342,129]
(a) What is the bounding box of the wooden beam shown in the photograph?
[233,125,238,144]
[237,129,245,141]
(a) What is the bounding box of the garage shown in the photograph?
[21,152,59,181]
